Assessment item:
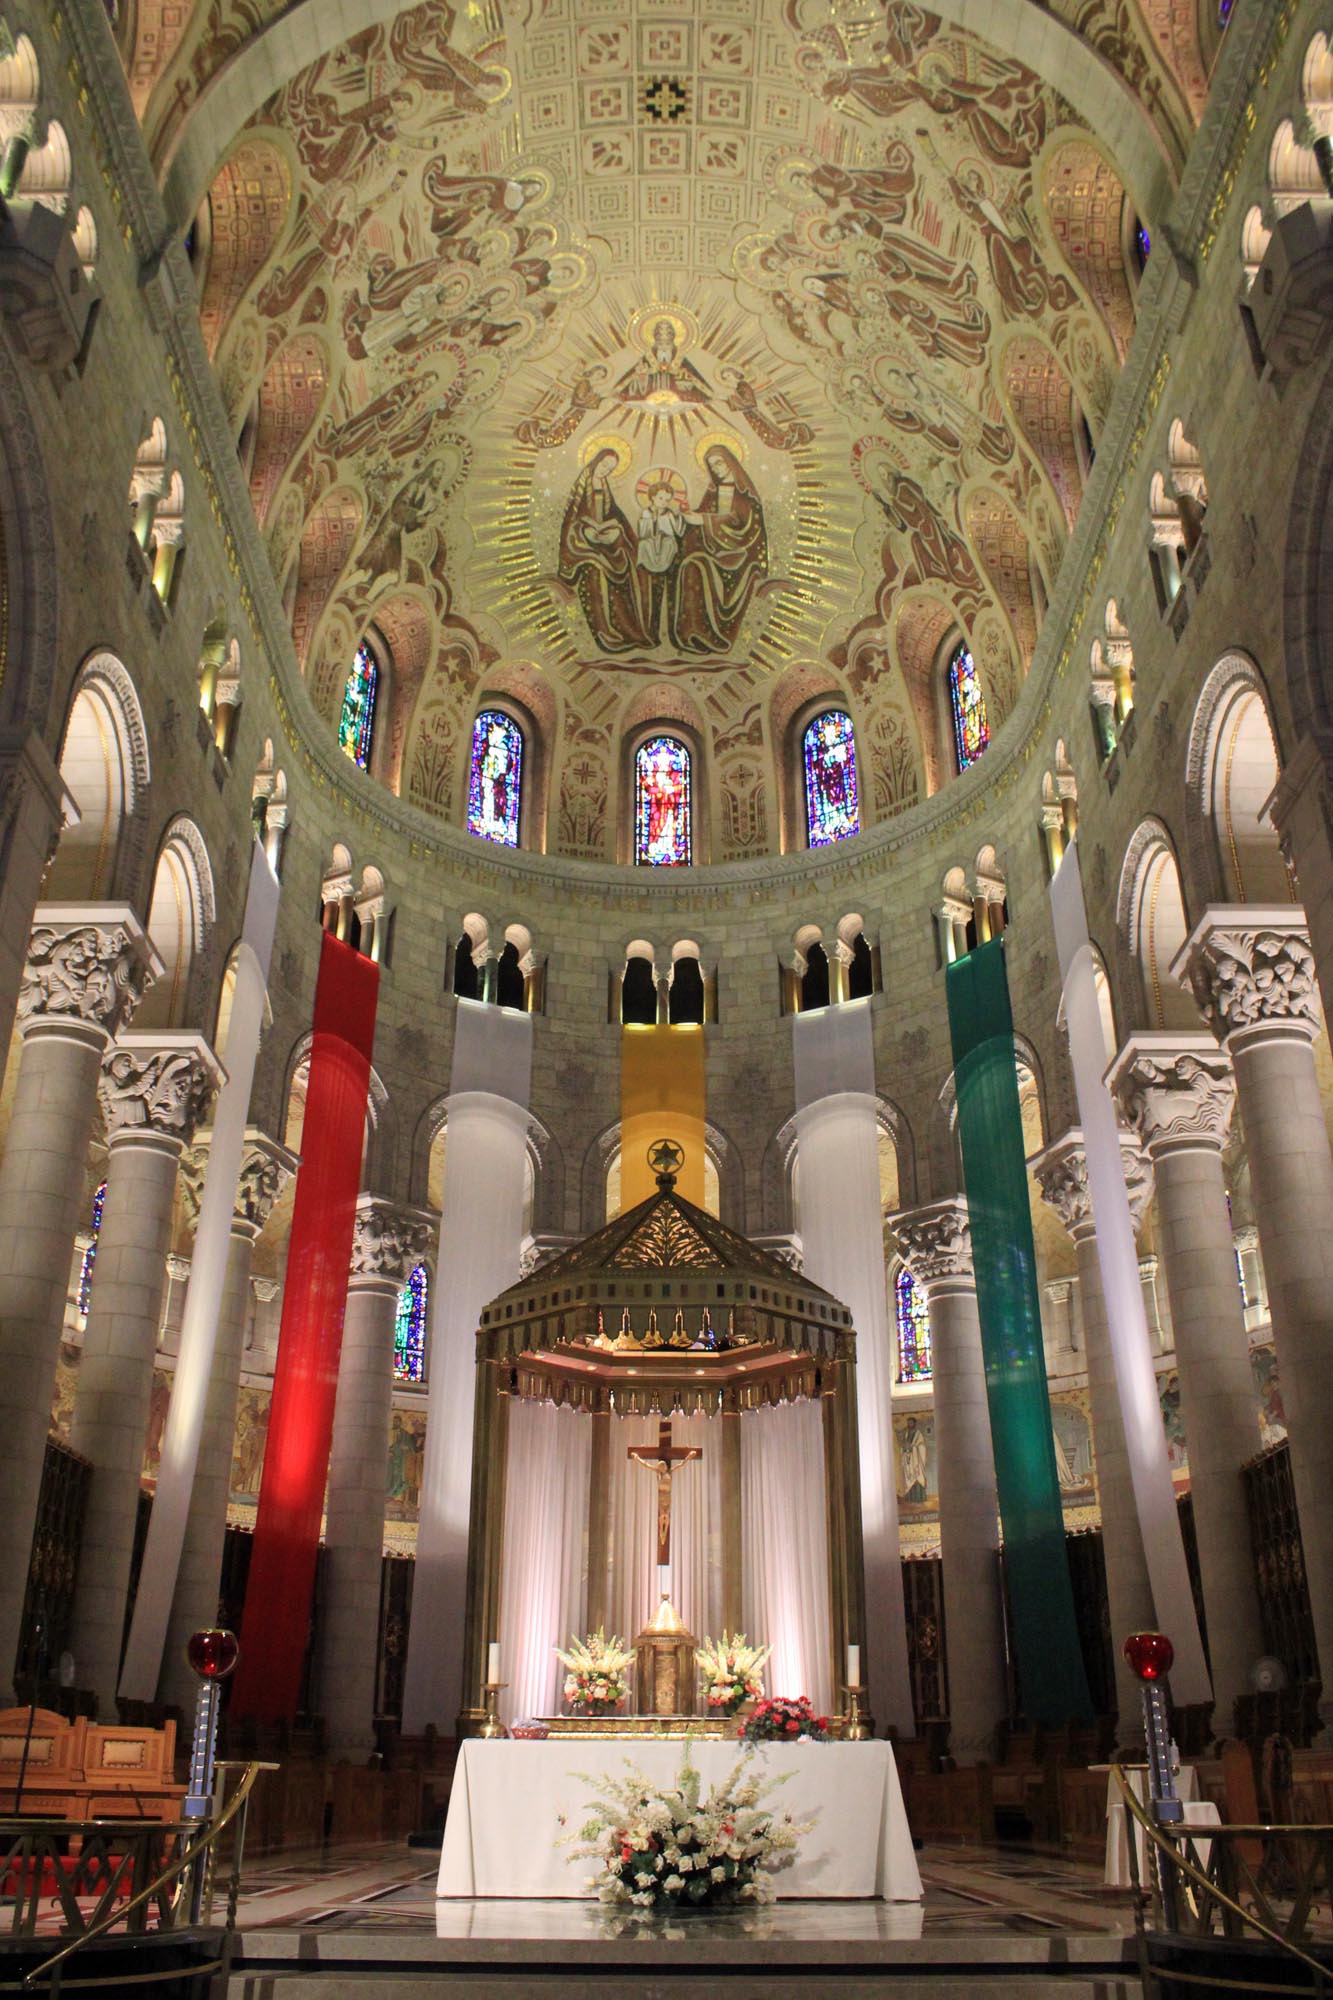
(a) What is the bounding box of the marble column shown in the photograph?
[0,907,155,1697]
[887,1197,1006,1763]
[159,1130,295,1714]
[1175,911,1333,1713]
[318,1196,435,1759]
[1033,1130,1157,1744]
[68,1031,222,1713]
[1108,1034,1266,1735]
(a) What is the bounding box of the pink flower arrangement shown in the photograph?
[738,1696,829,1743]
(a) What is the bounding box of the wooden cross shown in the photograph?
[627,1419,702,1566]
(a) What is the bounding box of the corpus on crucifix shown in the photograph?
[628,1418,702,1567]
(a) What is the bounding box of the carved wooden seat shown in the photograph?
[0,1707,184,1822]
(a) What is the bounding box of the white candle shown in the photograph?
[487,1641,501,1686]
[846,1643,860,1688]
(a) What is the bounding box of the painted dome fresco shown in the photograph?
[163,0,1187,860]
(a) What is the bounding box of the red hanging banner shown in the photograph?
[232,932,378,1722]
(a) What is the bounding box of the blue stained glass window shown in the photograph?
[77,1180,107,1317]
[338,641,378,770]
[635,735,691,866]
[394,1263,429,1384]
[1136,222,1152,265]
[895,1266,932,1383]
[1217,0,1232,23]
[948,642,989,770]
[467,709,523,847]
[803,709,860,847]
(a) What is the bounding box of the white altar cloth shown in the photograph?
[437,1739,922,1901]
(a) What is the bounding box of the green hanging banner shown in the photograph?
[946,937,1093,1725]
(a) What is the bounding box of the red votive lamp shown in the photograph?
[1122,1630,1174,1682]
[187,1628,240,1681]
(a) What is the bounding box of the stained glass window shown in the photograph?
[338,641,378,770]
[948,642,989,770]
[1136,222,1152,266]
[635,735,691,866]
[895,1266,932,1383]
[803,709,860,846]
[77,1180,107,1317]
[467,709,523,846]
[394,1263,429,1384]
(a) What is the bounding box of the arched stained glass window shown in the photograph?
[338,641,378,770]
[895,1266,932,1382]
[635,735,691,866]
[803,709,860,846]
[948,643,989,771]
[394,1263,429,1384]
[77,1179,107,1317]
[467,709,523,846]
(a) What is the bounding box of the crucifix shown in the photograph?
[627,1418,702,1566]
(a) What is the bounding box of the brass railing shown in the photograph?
[1112,1762,1333,1995]
[1,1758,274,1992]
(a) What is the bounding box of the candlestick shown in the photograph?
[487,1640,501,1685]
[841,1683,873,1742]
[478,1681,509,1741]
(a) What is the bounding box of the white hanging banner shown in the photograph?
[792,1002,914,1735]
[496,1400,591,1726]
[401,999,533,1734]
[1050,844,1211,1704]
[741,1399,833,1716]
[119,841,280,1701]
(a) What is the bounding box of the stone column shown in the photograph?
[159,1131,295,1714]
[0,907,155,1697]
[887,1197,1006,1764]
[1033,1129,1157,1745]
[1175,911,1333,1714]
[68,1031,222,1712]
[1268,734,1333,1031]
[1108,1035,1267,1735]
[318,1196,435,1759]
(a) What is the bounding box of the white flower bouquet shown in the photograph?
[555,1628,635,1714]
[696,1631,771,1717]
[562,1749,808,1908]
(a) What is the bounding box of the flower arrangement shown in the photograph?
[562,1750,808,1907]
[556,1628,635,1713]
[696,1631,771,1717]
[739,1695,829,1743]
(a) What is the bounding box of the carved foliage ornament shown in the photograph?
[1115,1048,1235,1155]
[888,1199,972,1287]
[1034,1132,1153,1238]
[350,1200,434,1283]
[20,922,149,1037]
[99,1046,218,1143]
[180,1137,294,1235]
[1182,924,1320,1043]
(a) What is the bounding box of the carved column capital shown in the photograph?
[182,1126,297,1238]
[1032,1126,1153,1242]
[1106,1031,1236,1158]
[886,1196,973,1293]
[349,1196,436,1288]
[98,1030,224,1153]
[1172,908,1321,1051]
[18,903,162,1048]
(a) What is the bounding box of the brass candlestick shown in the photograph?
[841,1683,873,1742]
[478,1682,509,1740]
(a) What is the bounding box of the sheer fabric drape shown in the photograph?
[498,1399,591,1724]
[741,1398,833,1715]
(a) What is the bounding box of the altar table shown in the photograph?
[437,1738,923,1902]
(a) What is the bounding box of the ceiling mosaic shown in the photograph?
[176,0,1183,858]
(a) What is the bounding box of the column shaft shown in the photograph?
[319,1276,398,1759]
[159,1225,255,1714]
[1151,1146,1265,1729]
[1074,1234,1155,1743]
[927,1279,1006,1763]
[586,1412,611,1636]
[68,1133,185,1710]
[0,1025,106,1692]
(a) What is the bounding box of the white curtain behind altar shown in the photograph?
[741,1398,833,1717]
[605,1413,722,1657]
[497,1399,591,1725]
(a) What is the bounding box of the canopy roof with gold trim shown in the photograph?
[477,1173,853,1416]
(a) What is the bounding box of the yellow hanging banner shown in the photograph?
[619,1025,706,1208]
